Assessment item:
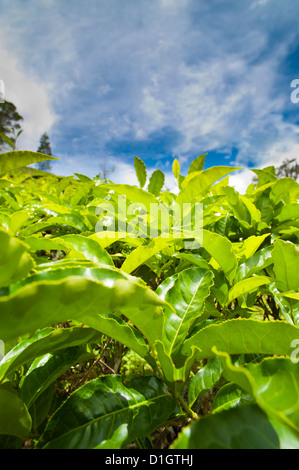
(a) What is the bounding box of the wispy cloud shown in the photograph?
[0,0,298,184]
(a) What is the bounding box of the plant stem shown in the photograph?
[176,393,199,420]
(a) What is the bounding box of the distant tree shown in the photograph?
[276,158,299,181]
[252,158,299,185]
[0,100,23,151]
[36,133,52,171]
[97,161,115,182]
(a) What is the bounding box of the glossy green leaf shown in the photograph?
[156,267,214,358]
[225,275,271,306]
[0,327,101,382]
[0,272,168,344]
[211,382,254,413]
[39,375,177,449]
[56,234,113,265]
[19,346,94,408]
[234,245,273,282]
[216,352,299,433]
[181,318,299,360]
[171,404,281,449]
[188,357,223,407]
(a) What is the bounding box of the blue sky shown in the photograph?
[0,0,299,191]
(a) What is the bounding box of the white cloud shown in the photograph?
[0,33,57,150]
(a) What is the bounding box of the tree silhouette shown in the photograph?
[36,133,52,171]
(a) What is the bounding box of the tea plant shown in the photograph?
[0,150,298,449]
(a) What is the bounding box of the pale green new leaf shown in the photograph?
[176,166,242,204]
[188,154,207,174]
[148,169,165,196]
[56,234,114,265]
[134,156,147,188]
[0,151,59,175]
[225,275,271,306]
[201,229,238,282]
[272,239,299,292]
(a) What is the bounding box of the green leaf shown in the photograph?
[0,133,15,149]
[148,169,165,196]
[188,357,223,407]
[156,267,214,359]
[270,178,299,205]
[0,230,34,287]
[19,346,93,408]
[0,327,101,383]
[202,229,238,282]
[121,237,181,274]
[6,211,31,235]
[272,240,299,292]
[74,173,92,182]
[211,382,254,413]
[134,156,147,188]
[172,159,180,179]
[153,340,198,392]
[252,167,277,187]
[0,151,59,175]
[176,166,242,204]
[216,352,299,433]
[0,271,168,344]
[94,183,158,212]
[18,213,90,235]
[181,318,299,361]
[232,234,270,261]
[188,154,207,174]
[39,375,177,449]
[225,275,271,306]
[171,404,281,449]
[234,245,273,282]
[77,313,152,365]
[19,236,66,252]
[0,387,31,440]
[56,234,114,266]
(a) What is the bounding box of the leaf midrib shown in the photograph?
[42,390,170,447]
